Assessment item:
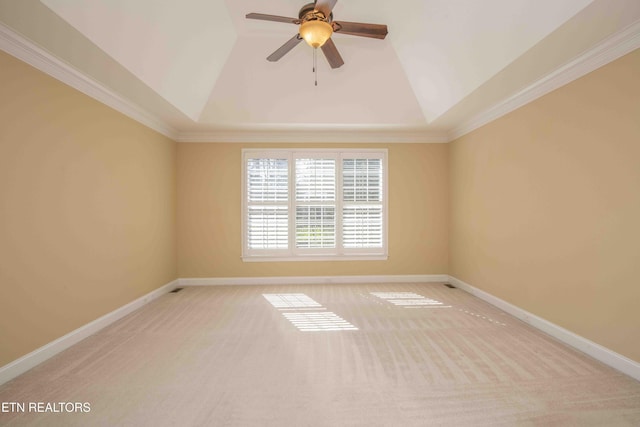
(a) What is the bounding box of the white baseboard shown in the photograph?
[180,274,449,287]
[0,279,179,386]
[448,276,640,382]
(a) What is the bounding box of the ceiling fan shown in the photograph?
[246,0,388,70]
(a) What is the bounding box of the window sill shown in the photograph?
[242,255,388,262]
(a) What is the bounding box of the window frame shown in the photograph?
[242,148,388,262]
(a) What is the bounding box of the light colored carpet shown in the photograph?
[1,283,639,426]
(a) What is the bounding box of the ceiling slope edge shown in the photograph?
[0,22,180,141]
[448,19,640,142]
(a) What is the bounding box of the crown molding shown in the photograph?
[3,16,639,145]
[0,22,180,140]
[176,128,450,144]
[449,19,640,142]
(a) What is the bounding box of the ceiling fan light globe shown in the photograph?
[299,20,333,48]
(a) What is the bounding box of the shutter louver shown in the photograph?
[247,206,288,249]
[342,158,383,249]
[246,158,289,250]
[343,205,383,248]
[295,158,336,249]
[295,206,335,248]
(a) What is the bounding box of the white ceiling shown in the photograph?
[1,0,640,142]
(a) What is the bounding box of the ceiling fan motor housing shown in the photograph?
[299,2,333,23]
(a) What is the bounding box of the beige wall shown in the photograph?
[177,143,449,278]
[0,51,177,366]
[3,41,638,370]
[449,49,640,362]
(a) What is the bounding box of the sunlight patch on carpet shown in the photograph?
[370,291,452,308]
[282,312,359,331]
[263,293,359,331]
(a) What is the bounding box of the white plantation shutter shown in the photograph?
[342,158,384,249]
[295,158,336,249]
[247,206,288,249]
[246,158,289,250]
[295,206,336,248]
[243,149,387,260]
[343,206,383,247]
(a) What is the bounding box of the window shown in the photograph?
[242,149,388,261]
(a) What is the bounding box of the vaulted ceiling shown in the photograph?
[1,0,639,142]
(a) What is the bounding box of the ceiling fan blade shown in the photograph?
[333,21,388,39]
[314,0,338,17]
[321,38,344,69]
[267,34,303,62]
[246,13,300,25]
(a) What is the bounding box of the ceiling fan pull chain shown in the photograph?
[314,47,318,86]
